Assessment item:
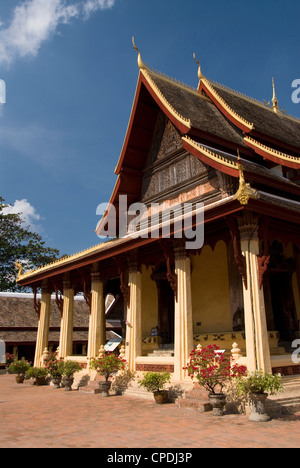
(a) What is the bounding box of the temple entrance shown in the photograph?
[157,279,175,346]
[266,241,298,345]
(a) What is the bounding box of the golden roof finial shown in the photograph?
[272,77,279,113]
[193,53,203,81]
[15,260,23,279]
[132,37,147,70]
[193,53,205,92]
[235,149,259,205]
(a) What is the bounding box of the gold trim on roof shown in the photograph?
[182,136,239,172]
[201,78,254,132]
[244,136,300,166]
[16,240,116,282]
[142,69,192,129]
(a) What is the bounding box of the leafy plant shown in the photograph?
[111,368,136,394]
[26,367,48,378]
[237,370,283,396]
[62,360,82,378]
[8,360,30,376]
[90,353,126,381]
[185,345,247,395]
[5,353,14,367]
[138,372,171,394]
[43,352,64,378]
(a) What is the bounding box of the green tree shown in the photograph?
[0,197,60,291]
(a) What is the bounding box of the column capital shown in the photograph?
[174,241,188,261]
[91,272,103,283]
[238,214,259,242]
[63,279,74,290]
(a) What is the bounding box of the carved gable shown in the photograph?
[141,112,219,203]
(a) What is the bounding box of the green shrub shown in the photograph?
[237,370,283,396]
[138,372,171,393]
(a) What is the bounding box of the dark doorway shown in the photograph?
[157,280,175,345]
[269,271,297,342]
[17,345,36,363]
[266,241,298,344]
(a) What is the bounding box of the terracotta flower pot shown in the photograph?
[36,376,46,386]
[153,390,169,404]
[209,393,226,416]
[15,375,25,384]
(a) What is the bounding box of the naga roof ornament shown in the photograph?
[234,150,260,205]
[132,36,148,70]
[193,53,205,92]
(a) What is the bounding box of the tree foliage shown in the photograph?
[0,197,60,291]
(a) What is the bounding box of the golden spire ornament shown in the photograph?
[132,37,147,70]
[193,53,204,91]
[272,77,279,113]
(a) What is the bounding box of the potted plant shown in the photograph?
[5,353,15,373]
[44,352,64,388]
[26,367,48,386]
[90,353,126,397]
[237,370,283,422]
[185,345,247,416]
[138,371,171,404]
[111,368,136,396]
[61,360,82,391]
[8,359,30,384]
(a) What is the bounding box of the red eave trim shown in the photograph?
[200,81,253,134]
[244,138,300,170]
[115,75,143,176]
[140,72,191,135]
[182,137,239,178]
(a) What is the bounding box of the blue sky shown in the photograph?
[0,0,300,257]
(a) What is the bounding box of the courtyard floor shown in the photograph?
[0,374,300,449]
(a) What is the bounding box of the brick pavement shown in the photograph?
[0,374,300,449]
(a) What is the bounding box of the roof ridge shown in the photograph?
[201,78,254,131]
[147,67,198,94]
[210,79,300,124]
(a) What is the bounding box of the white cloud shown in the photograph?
[0,0,115,67]
[2,199,41,230]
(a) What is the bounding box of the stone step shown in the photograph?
[266,396,300,416]
[175,385,211,413]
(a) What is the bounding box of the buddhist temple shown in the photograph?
[16,42,300,381]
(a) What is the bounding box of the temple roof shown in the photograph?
[207,81,300,152]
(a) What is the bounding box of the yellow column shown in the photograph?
[58,278,74,359]
[34,282,51,367]
[239,216,272,373]
[174,246,194,381]
[88,271,106,359]
[125,264,142,371]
